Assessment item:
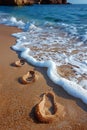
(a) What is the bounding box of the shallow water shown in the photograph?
[0,4,87,103]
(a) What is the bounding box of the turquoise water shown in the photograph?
[0,4,87,36]
[0,5,87,103]
[0,4,87,24]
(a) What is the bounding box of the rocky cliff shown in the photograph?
[0,0,67,5]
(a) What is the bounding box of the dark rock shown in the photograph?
[0,0,16,5]
[0,0,67,6]
[67,2,72,4]
[41,0,67,4]
[41,0,62,4]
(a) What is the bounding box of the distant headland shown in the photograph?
[0,0,67,6]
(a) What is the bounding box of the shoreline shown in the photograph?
[0,24,87,130]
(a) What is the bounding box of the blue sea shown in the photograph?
[0,4,87,103]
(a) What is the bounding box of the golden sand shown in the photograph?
[0,24,87,130]
[35,92,65,123]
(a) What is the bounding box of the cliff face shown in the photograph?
[0,0,67,5]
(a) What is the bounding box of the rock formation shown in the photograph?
[0,0,16,5]
[0,0,67,5]
[41,0,67,4]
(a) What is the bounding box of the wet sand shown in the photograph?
[0,24,87,130]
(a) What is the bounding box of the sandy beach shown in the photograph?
[0,24,87,130]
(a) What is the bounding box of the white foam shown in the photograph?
[79,80,87,90]
[1,13,87,104]
[12,37,87,104]
[0,16,25,29]
[81,33,87,43]
[68,55,87,75]
[12,23,87,94]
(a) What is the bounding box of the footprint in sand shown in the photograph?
[21,70,38,84]
[35,92,65,123]
[14,59,25,67]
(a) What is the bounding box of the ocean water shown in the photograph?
[0,4,87,103]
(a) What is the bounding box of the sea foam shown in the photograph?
[0,13,87,104]
[0,16,25,29]
[12,30,87,104]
